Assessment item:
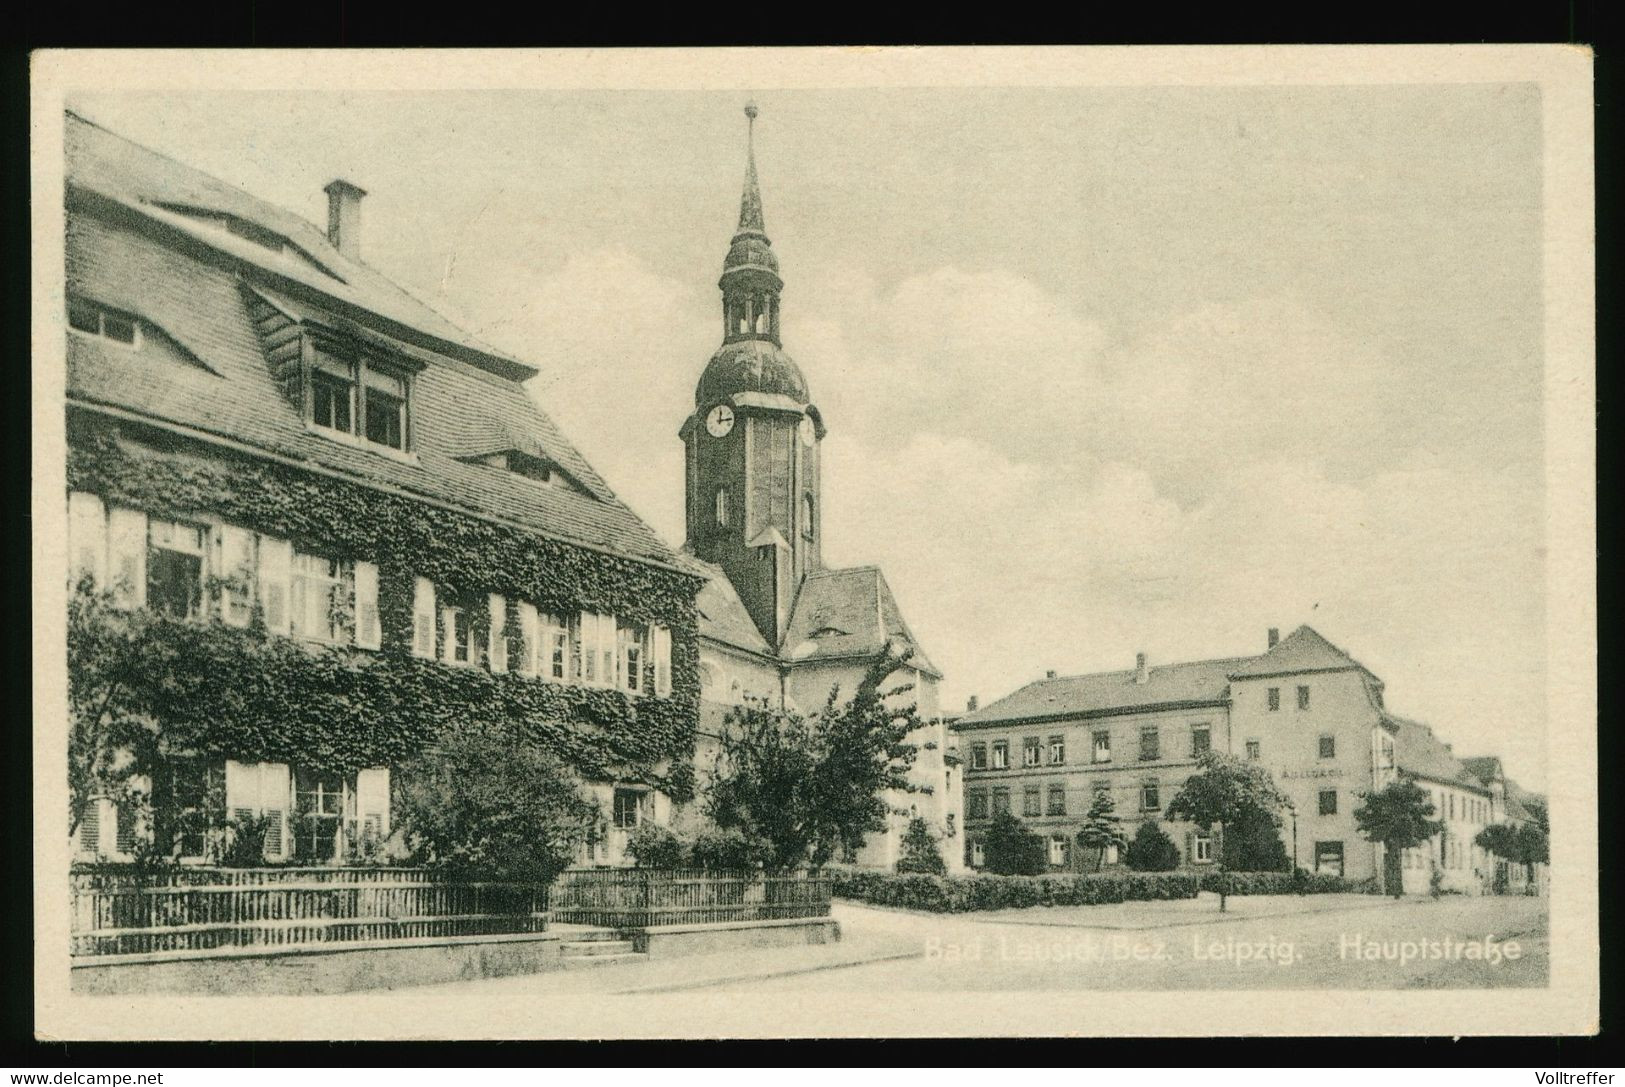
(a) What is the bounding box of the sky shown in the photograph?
[68,85,1549,790]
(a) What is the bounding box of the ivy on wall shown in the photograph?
[66,410,703,798]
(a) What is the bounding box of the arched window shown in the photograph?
[715,487,730,527]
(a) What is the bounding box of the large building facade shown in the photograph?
[674,107,962,872]
[954,625,1539,893]
[62,111,701,867]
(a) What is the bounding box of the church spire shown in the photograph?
[737,102,765,237]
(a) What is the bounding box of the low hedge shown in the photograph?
[1197,870,1379,896]
[825,866,1198,912]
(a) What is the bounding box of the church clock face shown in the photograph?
[798,416,815,446]
[706,404,735,438]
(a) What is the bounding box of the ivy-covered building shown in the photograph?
[674,106,963,872]
[63,110,702,866]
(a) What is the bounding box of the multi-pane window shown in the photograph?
[968,790,988,819]
[1140,781,1161,811]
[1297,685,1311,710]
[542,612,569,681]
[1048,836,1068,867]
[170,759,219,860]
[147,519,206,619]
[991,741,1009,770]
[1245,739,1261,761]
[991,787,1011,816]
[579,612,618,687]
[1022,737,1041,768]
[307,342,411,453]
[1046,784,1066,816]
[292,552,346,642]
[1191,723,1211,757]
[1318,735,1336,760]
[613,789,643,830]
[1267,687,1280,712]
[1047,735,1066,765]
[294,768,345,862]
[1139,727,1160,762]
[362,365,407,449]
[1318,789,1338,816]
[619,625,646,694]
[970,743,987,771]
[68,298,139,345]
[1193,834,1213,863]
[412,577,436,657]
[1023,785,1042,817]
[441,606,472,665]
[1092,730,1111,763]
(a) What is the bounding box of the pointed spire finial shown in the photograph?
[737,101,765,236]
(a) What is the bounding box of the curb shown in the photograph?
[607,947,925,994]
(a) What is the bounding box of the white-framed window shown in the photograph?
[107,508,148,608]
[353,561,381,649]
[411,577,436,658]
[307,341,412,453]
[579,612,617,687]
[1245,739,1261,761]
[1140,781,1161,812]
[1047,735,1066,765]
[991,741,1008,770]
[619,624,646,694]
[488,593,509,673]
[612,788,644,830]
[291,551,347,642]
[1191,723,1212,757]
[441,606,472,665]
[215,525,257,628]
[147,519,207,620]
[1193,834,1214,863]
[361,363,408,451]
[169,758,219,861]
[652,625,673,696]
[970,743,987,770]
[543,612,570,681]
[293,766,347,863]
[310,348,356,435]
[1022,737,1041,768]
[353,767,391,853]
[1092,730,1111,764]
[971,841,986,867]
[68,297,140,347]
[1048,836,1068,867]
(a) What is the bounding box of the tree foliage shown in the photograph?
[394,724,600,884]
[1124,821,1181,872]
[1352,780,1443,898]
[705,650,921,869]
[1165,753,1291,909]
[895,816,947,875]
[1221,803,1291,872]
[1075,792,1128,872]
[983,811,1047,876]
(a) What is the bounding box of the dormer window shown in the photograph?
[68,298,139,346]
[305,339,411,453]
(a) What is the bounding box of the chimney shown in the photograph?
[1046,669,1057,679]
[966,695,978,713]
[1268,627,1280,649]
[1135,652,1149,685]
[324,179,367,260]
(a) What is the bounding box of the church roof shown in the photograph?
[696,339,809,408]
[781,566,940,677]
[64,110,681,570]
[676,551,775,658]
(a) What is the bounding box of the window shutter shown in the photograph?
[260,763,290,859]
[517,603,539,675]
[77,798,104,856]
[257,535,292,634]
[217,525,256,627]
[106,507,147,608]
[412,577,436,658]
[357,767,390,839]
[653,626,672,696]
[597,613,617,686]
[354,561,381,649]
[1185,831,1195,864]
[440,606,458,663]
[488,593,507,673]
[67,492,107,588]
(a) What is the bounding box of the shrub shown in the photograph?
[219,812,277,868]
[691,826,774,871]
[895,817,947,875]
[1220,805,1291,872]
[1125,821,1181,872]
[625,823,690,869]
[983,812,1046,876]
[1198,869,1374,896]
[824,864,1199,912]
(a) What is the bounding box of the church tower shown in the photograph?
[681,104,825,648]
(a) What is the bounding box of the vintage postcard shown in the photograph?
[31,46,1596,1040]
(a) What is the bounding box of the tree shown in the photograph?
[1221,802,1291,872]
[1352,780,1443,898]
[983,811,1046,875]
[1165,752,1291,910]
[1075,792,1129,872]
[395,724,600,885]
[895,816,947,875]
[1474,822,1523,892]
[705,649,921,869]
[1124,821,1181,872]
